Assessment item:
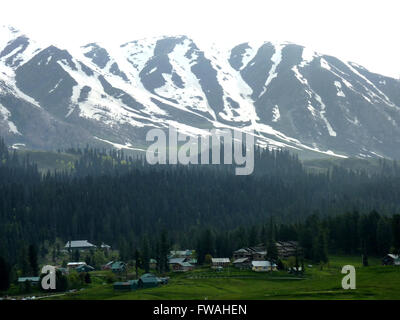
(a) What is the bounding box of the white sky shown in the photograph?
[1,0,399,78]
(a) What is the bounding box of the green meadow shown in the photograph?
[47,255,400,300]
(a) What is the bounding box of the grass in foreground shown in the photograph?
[48,255,400,300]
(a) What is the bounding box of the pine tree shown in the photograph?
[159,230,170,273]
[266,240,278,262]
[377,217,392,254]
[266,217,278,262]
[18,244,30,276]
[393,215,400,254]
[0,256,10,292]
[28,244,39,276]
[134,249,140,278]
[362,240,369,267]
[141,236,150,273]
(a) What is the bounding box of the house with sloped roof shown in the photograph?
[67,262,87,269]
[232,257,251,269]
[114,280,139,291]
[211,258,230,268]
[275,241,302,259]
[233,245,267,261]
[18,277,40,285]
[234,242,302,262]
[139,273,159,288]
[65,240,96,251]
[102,261,114,270]
[76,264,95,272]
[111,261,127,273]
[113,274,168,291]
[168,258,194,272]
[251,260,277,272]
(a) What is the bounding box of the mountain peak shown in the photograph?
[1,30,400,160]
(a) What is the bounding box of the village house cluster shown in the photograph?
[16,239,400,293]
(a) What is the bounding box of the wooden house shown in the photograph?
[18,277,40,286]
[64,240,96,251]
[211,258,230,268]
[232,257,251,269]
[67,262,87,269]
[139,273,159,288]
[251,261,277,272]
[168,258,194,272]
[113,280,139,291]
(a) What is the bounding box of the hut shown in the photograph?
[113,280,139,291]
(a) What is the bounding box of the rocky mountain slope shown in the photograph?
[1,25,400,159]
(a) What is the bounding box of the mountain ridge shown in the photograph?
[1,25,400,159]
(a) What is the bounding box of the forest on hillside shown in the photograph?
[1,137,400,285]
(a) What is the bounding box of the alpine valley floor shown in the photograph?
[43,255,400,300]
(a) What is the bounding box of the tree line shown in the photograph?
[1,137,400,291]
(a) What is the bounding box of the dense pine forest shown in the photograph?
[1,137,400,287]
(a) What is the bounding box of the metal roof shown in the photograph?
[251,261,272,267]
[211,258,230,263]
[168,258,186,264]
[67,262,86,266]
[18,277,40,283]
[140,276,159,283]
[141,273,156,278]
[114,280,138,286]
[77,264,94,271]
[233,258,249,264]
[111,261,126,269]
[65,240,96,248]
[170,250,193,256]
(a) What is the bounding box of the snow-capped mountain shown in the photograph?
[1,25,400,159]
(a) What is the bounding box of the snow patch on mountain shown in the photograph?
[155,39,216,118]
[334,81,346,97]
[300,47,319,67]
[0,64,41,108]
[346,61,398,108]
[272,105,280,122]
[1,28,399,160]
[203,43,258,124]
[259,43,284,98]
[49,79,63,94]
[57,58,149,126]
[292,65,336,137]
[121,38,157,74]
[0,102,20,135]
[239,41,264,70]
[94,136,146,151]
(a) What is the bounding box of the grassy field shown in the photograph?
[46,255,400,300]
